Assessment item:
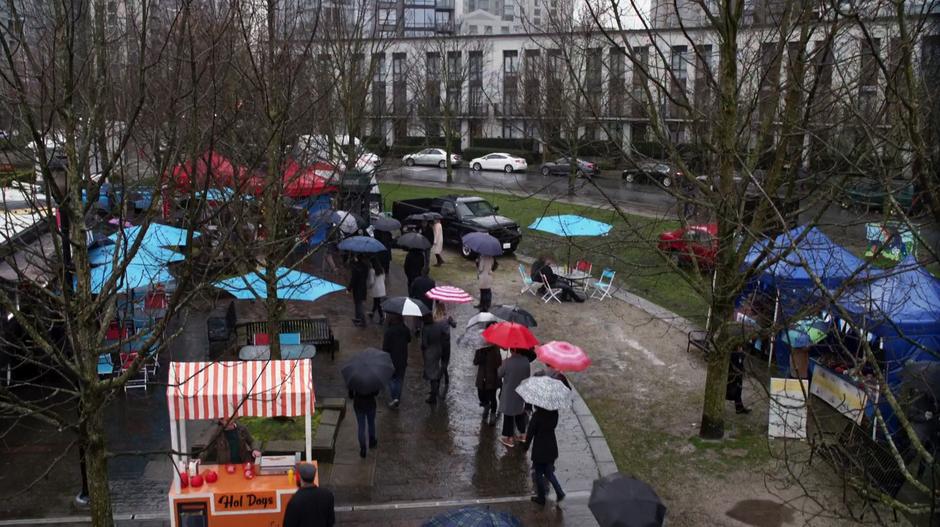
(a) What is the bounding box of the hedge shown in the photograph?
[470,137,537,152]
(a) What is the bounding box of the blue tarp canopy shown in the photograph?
[214,267,344,301]
[528,215,612,237]
[88,261,174,293]
[837,256,940,372]
[108,224,199,248]
[744,226,867,290]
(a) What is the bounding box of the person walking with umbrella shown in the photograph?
[348,254,370,327]
[431,218,445,267]
[341,348,393,458]
[420,305,453,405]
[497,349,531,447]
[367,256,387,324]
[516,376,571,506]
[476,254,497,312]
[473,338,502,425]
[382,314,412,408]
[404,248,426,289]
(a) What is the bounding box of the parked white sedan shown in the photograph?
[402,148,461,168]
[469,153,528,173]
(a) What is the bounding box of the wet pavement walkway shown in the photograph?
[0,251,610,526]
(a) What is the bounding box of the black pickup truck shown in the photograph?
[392,195,522,257]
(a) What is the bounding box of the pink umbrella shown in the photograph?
[425,286,473,304]
[535,341,591,372]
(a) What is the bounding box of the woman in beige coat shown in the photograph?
[432,219,445,266]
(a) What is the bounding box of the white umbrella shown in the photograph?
[381,296,430,317]
[515,376,572,411]
[466,311,501,329]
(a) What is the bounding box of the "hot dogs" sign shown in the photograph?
[216,492,278,511]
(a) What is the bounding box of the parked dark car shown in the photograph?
[539,157,598,178]
[840,177,923,215]
[622,161,683,188]
[392,195,522,257]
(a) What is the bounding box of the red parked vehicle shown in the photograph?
[658,224,718,267]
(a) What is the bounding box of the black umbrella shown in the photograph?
[382,296,430,317]
[589,473,666,527]
[371,215,402,232]
[489,305,537,327]
[341,348,395,393]
[397,232,432,250]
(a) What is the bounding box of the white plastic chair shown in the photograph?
[518,264,539,296]
[540,273,562,303]
[590,268,616,301]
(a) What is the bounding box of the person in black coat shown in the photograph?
[349,388,379,458]
[382,314,411,408]
[283,463,335,527]
[474,343,502,425]
[726,343,750,414]
[409,274,436,304]
[404,248,426,289]
[348,255,370,327]
[522,406,565,505]
[373,230,393,274]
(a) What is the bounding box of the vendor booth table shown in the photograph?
[166,360,315,527]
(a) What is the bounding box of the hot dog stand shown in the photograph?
[166,360,316,527]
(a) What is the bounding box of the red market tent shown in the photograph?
[167,151,240,190]
[242,159,339,198]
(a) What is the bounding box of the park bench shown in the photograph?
[235,316,339,360]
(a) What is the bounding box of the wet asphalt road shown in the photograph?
[380,164,939,252]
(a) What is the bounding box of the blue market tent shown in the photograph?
[108,224,199,248]
[214,267,344,302]
[89,261,175,294]
[837,256,940,374]
[744,226,867,291]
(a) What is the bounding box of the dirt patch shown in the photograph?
[726,499,795,527]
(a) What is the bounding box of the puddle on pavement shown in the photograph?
[725,499,794,527]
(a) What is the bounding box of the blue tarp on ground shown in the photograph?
[528,215,613,237]
[744,226,867,291]
[214,267,344,301]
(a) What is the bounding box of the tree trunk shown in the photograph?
[699,0,740,440]
[83,391,113,527]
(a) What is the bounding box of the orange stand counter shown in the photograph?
[168,462,318,527]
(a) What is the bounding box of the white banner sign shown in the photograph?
[768,378,809,439]
[810,366,868,425]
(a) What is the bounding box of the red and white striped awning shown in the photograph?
[167,360,313,421]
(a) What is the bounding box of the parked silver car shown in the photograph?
[402,148,461,168]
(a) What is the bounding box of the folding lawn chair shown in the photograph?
[120,352,149,392]
[590,268,616,301]
[540,273,562,303]
[574,260,594,292]
[518,263,539,296]
[97,354,116,378]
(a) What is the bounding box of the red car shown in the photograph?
[658,224,718,267]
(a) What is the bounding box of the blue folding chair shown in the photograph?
[97,354,115,378]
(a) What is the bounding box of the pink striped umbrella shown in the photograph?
[535,341,591,372]
[426,285,473,304]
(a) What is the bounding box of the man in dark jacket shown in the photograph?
[199,417,259,464]
[283,463,335,527]
[348,255,370,327]
[474,344,502,425]
[382,314,411,408]
[404,249,425,289]
[409,274,436,304]
[522,407,565,506]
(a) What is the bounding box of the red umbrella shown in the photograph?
[535,341,591,372]
[482,322,539,349]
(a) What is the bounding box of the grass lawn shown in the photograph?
[380,182,709,322]
[240,412,321,444]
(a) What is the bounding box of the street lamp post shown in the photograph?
[47,156,90,507]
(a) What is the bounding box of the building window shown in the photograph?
[484,25,492,34]
[378,8,397,25]
[670,45,688,81]
[503,50,518,74]
[468,24,478,33]
[393,52,406,82]
[469,51,483,82]
[435,10,452,31]
[501,26,509,33]
[427,52,441,80]
[859,38,880,92]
